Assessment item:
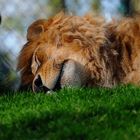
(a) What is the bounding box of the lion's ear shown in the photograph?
[27,25,44,41]
[27,19,52,41]
[27,20,45,41]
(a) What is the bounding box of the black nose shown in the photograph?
[34,75,50,92]
[34,75,42,88]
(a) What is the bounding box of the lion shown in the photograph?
[17,12,140,92]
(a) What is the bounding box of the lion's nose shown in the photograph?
[34,75,42,88]
[33,75,50,92]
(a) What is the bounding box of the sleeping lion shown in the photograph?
[17,12,140,92]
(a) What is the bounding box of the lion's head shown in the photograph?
[17,12,114,92]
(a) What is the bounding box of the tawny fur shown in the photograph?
[17,12,140,90]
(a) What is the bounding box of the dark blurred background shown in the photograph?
[0,0,140,92]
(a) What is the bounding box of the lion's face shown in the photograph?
[30,41,89,92]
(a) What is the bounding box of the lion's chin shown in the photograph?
[60,60,89,88]
[52,59,88,91]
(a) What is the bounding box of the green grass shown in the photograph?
[0,85,140,140]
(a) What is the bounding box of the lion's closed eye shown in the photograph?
[53,62,63,69]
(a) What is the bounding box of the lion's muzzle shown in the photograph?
[32,60,89,93]
[33,75,50,92]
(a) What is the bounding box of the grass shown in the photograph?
[0,85,140,140]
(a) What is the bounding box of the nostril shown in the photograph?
[34,75,42,88]
[42,86,50,92]
[33,75,50,93]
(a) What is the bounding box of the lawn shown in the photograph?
[0,85,140,140]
